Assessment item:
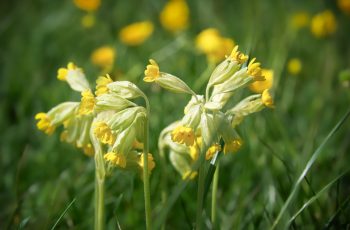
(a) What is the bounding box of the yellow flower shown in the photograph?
[83,143,94,156]
[287,58,302,75]
[195,28,235,63]
[338,0,350,14]
[189,136,202,160]
[171,126,195,146]
[91,46,115,69]
[247,58,265,81]
[57,62,77,81]
[94,121,116,145]
[95,74,113,96]
[261,89,274,108]
[311,10,337,38]
[249,69,274,93]
[104,152,126,168]
[182,170,197,180]
[81,14,95,28]
[133,140,144,150]
[230,45,249,64]
[205,143,221,160]
[35,113,55,135]
[290,11,310,29]
[160,0,189,32]
[119,21,154,46]
[79,90,95,115]
[143,59,160,82]
[223,139,242,154]
[138,153,156,173]
[73,0,100,12]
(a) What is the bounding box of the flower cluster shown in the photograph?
[145,46,274,179]
[35,64,155,175]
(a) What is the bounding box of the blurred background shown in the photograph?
[1,0,350,229]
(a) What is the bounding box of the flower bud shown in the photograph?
[96,93,136,111]
[107,81,144,99]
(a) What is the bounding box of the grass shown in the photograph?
[1,0,350,229]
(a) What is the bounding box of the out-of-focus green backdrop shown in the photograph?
[1,0,350,229]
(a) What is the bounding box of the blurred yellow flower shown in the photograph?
[195,28,235,63]
[91,46,115,69]
[119,21,154,46]
[160,0,189,32]
[290,11,310,29]
[287,58,302,75]
[73,0,100,12]
[311,10,337,38]
[249,69,274,93]
[223,139,242,154]
[182,170,197,180]
[81,14,95,28]
[338,0,350,14]
[104,152,126,168]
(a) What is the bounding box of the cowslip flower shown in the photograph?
[287,58,302,75]
[160,0,189,32]
[36,63,96,156]
[195,28,235,63]
[150,45,274,179]
[73,0,101,12]
[311,10,337,38]
[91,46,115,70]
[119,21,154,46]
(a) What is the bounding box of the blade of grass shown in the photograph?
[288,170,349,225]
[50,198,76,230]
[323,195,350,229]
[270,108,350,230]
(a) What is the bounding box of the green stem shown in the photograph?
[143,97,152,230]
[95,176,105,230]
[211,164,219,226]
[159,146,168,230]
[94,141,106,230]
[196,151,206,230]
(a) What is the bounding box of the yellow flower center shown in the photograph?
[95,74,113,96]
[94,121,116,145]
[223,139,242,154]
[230,45,249,64]
[143,59,160,82]
[171,126,195,146]
[261,89,274,108]
[247,58,265,81]
[35,112,55,135]
[104,152,126,168]
[79,90,95,115]
[57,62,77,81]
